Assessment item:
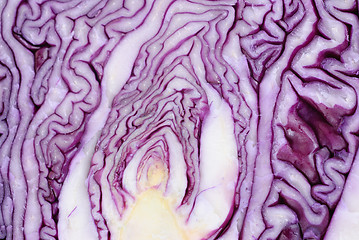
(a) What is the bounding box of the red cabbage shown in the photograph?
[1,0,359,239]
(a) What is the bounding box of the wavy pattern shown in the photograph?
[0,0,358,239]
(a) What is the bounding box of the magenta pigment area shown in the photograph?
[1,0,359,240]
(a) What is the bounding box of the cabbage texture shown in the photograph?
[1,0,359,239]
